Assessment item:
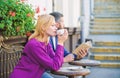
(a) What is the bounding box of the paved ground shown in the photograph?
[86,67,120,78]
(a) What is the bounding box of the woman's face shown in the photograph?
[46,21,57,36]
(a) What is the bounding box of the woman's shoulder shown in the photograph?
[28,38,37,44]
[27,38,45,47]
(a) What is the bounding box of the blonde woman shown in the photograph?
[10,14,68,78]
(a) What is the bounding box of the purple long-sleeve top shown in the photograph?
[10,38,64,78]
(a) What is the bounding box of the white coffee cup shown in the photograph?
[57,29,64,35]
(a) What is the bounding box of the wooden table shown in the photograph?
[69,59,101,78]
[51,66,90,78]
[69,59,101,68]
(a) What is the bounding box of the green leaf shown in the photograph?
[0,23,5,29]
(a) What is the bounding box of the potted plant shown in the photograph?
[0,0,35,37]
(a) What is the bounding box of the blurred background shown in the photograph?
[0,0,120,78]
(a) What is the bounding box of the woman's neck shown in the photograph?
[36,35,49,44]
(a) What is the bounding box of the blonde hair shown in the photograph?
[29,14,54,41]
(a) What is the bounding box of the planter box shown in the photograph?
[0,36,27,78]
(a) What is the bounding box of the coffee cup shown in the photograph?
[57,29,64,35]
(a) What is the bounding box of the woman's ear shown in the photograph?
[41,26,45,31]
